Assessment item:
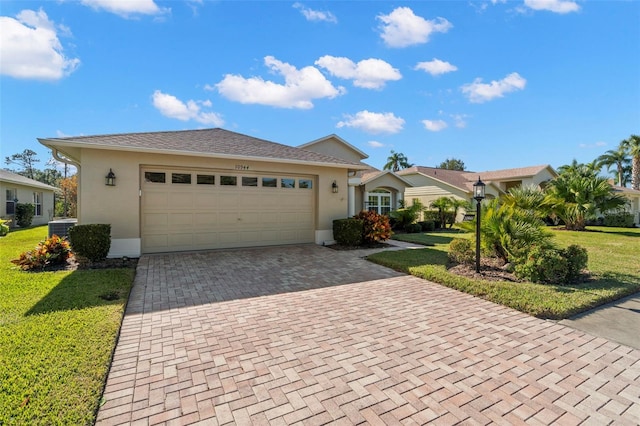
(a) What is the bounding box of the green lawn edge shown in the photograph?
[369,227,640,320]
[0,226,135,425]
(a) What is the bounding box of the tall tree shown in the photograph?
[621,134,640,190]
[597,142,631,187]
[5,149,40,179]
[437,158,466,171]
[383,150,413,172]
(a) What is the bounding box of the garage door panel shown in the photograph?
[142,168,314,253]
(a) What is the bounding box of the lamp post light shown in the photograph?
[473,177,486,273]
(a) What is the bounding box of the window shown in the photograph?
[172,173,191,184]
[145,172,166,183]
[33,192,43,216]
[197,175,215,185]
[262,177,277,188]
[242,177,258,187]
[281,178,295,188]
[5,189,16,215]
[220,176,237,186]
[299,179,313,189]
[366,190,392,215]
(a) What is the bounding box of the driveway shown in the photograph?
[96,245,640,425]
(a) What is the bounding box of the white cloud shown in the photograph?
[523,0,580,14]
[293,3,337,23]
[367,141,385,148]
[377,7,452,48]
[337,110,405,134]
[451,114,469,128]
[415,59,458,76]
[315,56,401,89]
[215,56,345,109]
[579,141,607,149]
[80,0,169,17]
[422,119,448,132]
[0,9,80,80]
[461,72,526,103]
[152,90,224,126]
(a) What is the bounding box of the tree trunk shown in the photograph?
[632,156,640,190]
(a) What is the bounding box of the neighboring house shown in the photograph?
[611,185,640,225]
[0,169,56,226]
[39,128,367,257]
[398,165,557,222]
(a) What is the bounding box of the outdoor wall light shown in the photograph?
[332,180,339,193]
[105,169,116,186]
[473,177,486,273]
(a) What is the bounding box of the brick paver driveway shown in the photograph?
[96,245,640,425]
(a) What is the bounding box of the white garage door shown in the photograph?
[141,168,315,253]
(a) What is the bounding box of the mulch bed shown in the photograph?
[447,257,522,282]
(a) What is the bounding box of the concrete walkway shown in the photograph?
[96,244,640,425]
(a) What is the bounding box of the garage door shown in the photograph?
[141,168,315,253]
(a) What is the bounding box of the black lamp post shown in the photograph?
[473,177,486,273]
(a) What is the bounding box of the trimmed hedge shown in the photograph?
[603,212,635,228]
[68,224,112,262]
[333,218,364,247]
[15,203,35,228]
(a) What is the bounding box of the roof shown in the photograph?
[398,164,556,193]
[478,165,557,181]
[612,185,640,196]
[39,128,366,169]
[398,166,477,192]
[0,169,57,191]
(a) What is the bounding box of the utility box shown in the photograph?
[48,218,77,238]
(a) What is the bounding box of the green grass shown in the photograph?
[0,226,134,425]
[370,226,640,319]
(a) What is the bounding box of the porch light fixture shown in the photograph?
[473,177,486,273]
[105,169,116,186]
[332,180,339,193]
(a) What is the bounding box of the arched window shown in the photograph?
[365,189,391,215]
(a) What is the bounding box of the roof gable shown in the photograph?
[298,134,369,162]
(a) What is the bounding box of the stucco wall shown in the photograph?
[302,138,364,163]
[77,148,349,251]
[0,182,54,226]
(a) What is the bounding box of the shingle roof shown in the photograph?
[397,164,556,193]
[0,169,57,190]
[39,128,364,168]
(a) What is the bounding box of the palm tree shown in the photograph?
[597,142,631,187]
[621,134,640,190]
[383,150,413,172]
[546,166,627,231]
[448,197,471,228]
[430,197,452,229]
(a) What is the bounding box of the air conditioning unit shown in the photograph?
[48,218,77,238]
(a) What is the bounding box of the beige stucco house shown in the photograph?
[299,135,411,216]
[39,129,368,257]
[612,185,640,225]
[0,169,56,227]
[398,165,557,222]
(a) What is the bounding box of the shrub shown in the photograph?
[389,200,424,231]
[354,210,392,244]
[564,244,588,282]
[11,234,72,271]
[68,224,112,262]
[448,238,474,265]
[0,219,9,236]
[333,218,363,247]
[15,203,35,228]
[514,244,588,284]
[418,220,435,232]
[603,212,634,228]
[405,223,422,234]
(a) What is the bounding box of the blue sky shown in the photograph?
[1,0,639,175]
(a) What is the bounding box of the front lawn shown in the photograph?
[370,227,640,319]
[0,226,134,425]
